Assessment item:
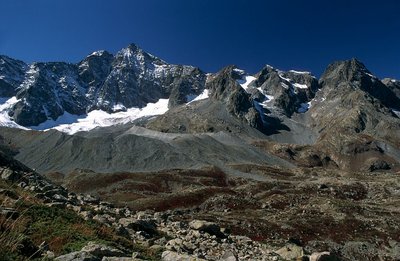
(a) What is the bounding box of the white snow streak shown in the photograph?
[0,98,169,135]
[289,70,311,75]
[237,76,256,91]
[33,99,169,134]
[298,101,312,113]
[293,83,308,89]
[187,89,209,104]
[0,97,28,129]
[392,108,400,118]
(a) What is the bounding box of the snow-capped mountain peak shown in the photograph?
[0,44,207,130]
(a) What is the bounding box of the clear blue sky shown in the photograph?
[0,0,399,79]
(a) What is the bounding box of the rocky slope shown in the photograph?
[1,150,399,260]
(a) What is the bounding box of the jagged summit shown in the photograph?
[320,58,376,86]
[319,58,400,110]
[0,44,206,126]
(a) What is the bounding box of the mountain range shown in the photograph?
[1,44,400,260]
[1,43,399,174]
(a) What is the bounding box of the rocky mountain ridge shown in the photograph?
[0,44,375,133]
[1,44,207,126]
[1,46,400,174]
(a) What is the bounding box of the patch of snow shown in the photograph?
[298,101,312,113]
[260,93,275,109]
[281,82,289,89]
[278,74,292,83]
[29,99,169,134]
[253,101,267,123]
[237,76,256,91]
[0,76,4,80]
[21,64,39,89]
[89,50,105,57]
[29,112,83,130]
[391,79,397,83]
[233,68,245,75]
[289,70,310,74]
[186,94,197,103]
[0,97,28,129]
[122,47,133,59]
[112,103,126,112]
[42,106,50,118]
[59,76,78,90]
[153,64,168,78]
[365,72,377,79]
[187,89,209,104]
[264,94,274,101]
[0,97,18,112]
[293,83,309,89]
[78,61,89,70]
[392,108,400,118]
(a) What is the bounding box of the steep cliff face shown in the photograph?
[206,66,263,129]
[251,65,319,116]
[0,55,27,97]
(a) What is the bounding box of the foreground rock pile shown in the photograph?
[1,165,340,260]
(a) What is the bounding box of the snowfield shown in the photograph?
[0,97,28,129]
[237,75,256,91]
[0,97,169,135]
[187,89,210,104]
[0,88,213,135]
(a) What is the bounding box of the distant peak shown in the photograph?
[89,50,106,56]
[382,78,399,85]
[126,43,140,52]
[321,58,375,84]
[86,50,113,59]
[0,55,26,65]
[334,58,368,72]
[349,58,368,69]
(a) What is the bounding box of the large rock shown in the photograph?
[161,250,207,261]
[54,251,98,261]
[275,244,305,260]
[80,242,126,258]
[0,167,21,182]
[220,250,239,261]
[101,257,133,261]
[119,218,157,236]
[310,252,340,261]
[189,220,226,238]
